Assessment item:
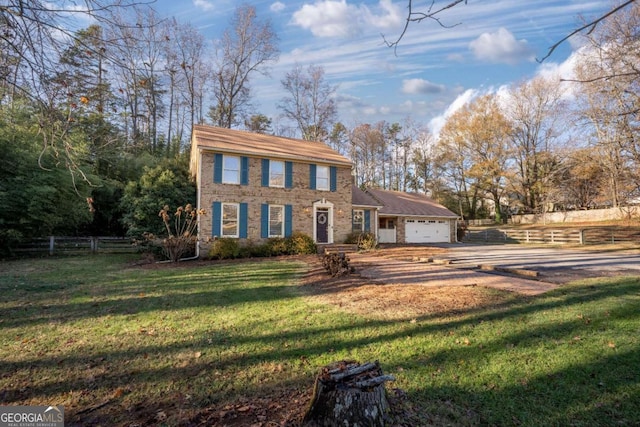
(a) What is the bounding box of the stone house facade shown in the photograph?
[190,125,353,254]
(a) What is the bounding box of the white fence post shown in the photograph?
[49,236,55,255]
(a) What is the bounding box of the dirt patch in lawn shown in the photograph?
[298,249,517,321]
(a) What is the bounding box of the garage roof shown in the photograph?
[367,188,458,218]
[352,185,383,208]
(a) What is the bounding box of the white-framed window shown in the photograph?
[270,160,285,188]
[223,156,240,184]
[316,165,329,191]
[222,203,239,237]
[352,209,364,232]
[269,205,284,237]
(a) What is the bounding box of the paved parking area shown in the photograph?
[438,244,640,280]
[349,244,640,295]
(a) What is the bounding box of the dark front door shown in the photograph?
[316,209,329,243]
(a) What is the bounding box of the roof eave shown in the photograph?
[197,145,353,167]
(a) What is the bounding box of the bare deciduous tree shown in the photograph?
[163,18,209,151]
[278,63,337,142]
[210,4,279,129]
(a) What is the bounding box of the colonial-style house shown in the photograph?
[190,124,458,253]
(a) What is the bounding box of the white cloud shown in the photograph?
[291,0,403,38]
[469,27,535,65]
[193,0,214,12]
[402,78,446,95]
[270,1,286,13]
[428,88,480,137]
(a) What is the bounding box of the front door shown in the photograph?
[316,208,329,243]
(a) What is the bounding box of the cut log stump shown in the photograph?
[302,360,395,427]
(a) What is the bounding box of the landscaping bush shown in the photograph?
[266,237,289,256]
[345,231,377,251]
[208,238,241,259]
[209,232,316,260]
[239,240,271,258]
[286,231,317,255]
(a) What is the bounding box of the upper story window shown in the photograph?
[316,165,329,191]
[223,156,240,184]
[270,160,285,188]
[262,159,292,188]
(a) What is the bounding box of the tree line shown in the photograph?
[0,0,638,254]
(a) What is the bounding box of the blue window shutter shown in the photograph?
[241,157,249,185]
[364,210,371,232]
[330,166,337,192]
[309,164,317,190]
[260,204,269,238]
[285,205,293,237]
[261,159,270,187]
[239,203,248,238]
[285,161,293,189]
[214,154,223,183]
[212,202,222,237]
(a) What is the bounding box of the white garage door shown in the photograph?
[405,219,451,243]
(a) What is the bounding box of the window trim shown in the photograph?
[316,165,330,191]
[352,209,364,232]
[222,155,240,185]
[221,202,239,238]
[269,160,285,188]
[268,204,285,237]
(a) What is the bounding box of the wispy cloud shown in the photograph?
[402,78,446,95]
[270,1,286,13]
[193,0,214,12]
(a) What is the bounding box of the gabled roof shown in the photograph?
[366,188,458,218]
[191,124,352,166]
[352,185,383,208]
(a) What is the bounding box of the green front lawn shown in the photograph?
[0,255,638,426]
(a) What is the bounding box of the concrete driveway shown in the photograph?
[349,244,640,296]
[438,244,640,281]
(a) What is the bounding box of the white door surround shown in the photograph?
[313,199,334,244]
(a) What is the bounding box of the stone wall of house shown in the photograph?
[393,217,405,243]
[197,152,353,251]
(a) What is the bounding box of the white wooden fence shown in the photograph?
[463,228,640,245]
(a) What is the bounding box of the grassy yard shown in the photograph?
[0,255,639,426]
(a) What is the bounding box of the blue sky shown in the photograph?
[152,0,612,132]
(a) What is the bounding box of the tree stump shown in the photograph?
[302,360,395,427]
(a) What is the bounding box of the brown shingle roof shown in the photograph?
[191,124,352,166]
[352,185,383,207]
[366,188,458,218]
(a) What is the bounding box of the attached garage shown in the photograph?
[405,219,451,243]
[363,188,460,244]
